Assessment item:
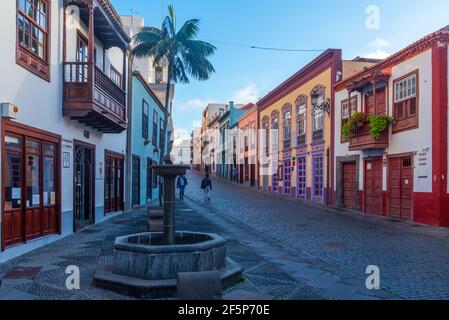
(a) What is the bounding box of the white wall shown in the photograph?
[0,1,127,261]
[334,50,433,193]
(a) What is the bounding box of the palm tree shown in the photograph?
[132,5,216,165]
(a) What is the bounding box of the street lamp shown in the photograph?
[311,91,331,115]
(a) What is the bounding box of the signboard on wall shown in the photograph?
[62,139,73,169]
[96,160,104,180]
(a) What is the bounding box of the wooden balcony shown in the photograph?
[63,62,126,133]
[349,122,389,151]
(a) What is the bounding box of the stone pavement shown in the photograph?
[1,169,449,300]
[186,170,449,300]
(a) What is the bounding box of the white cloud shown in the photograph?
[176,99,211,112]
[231,83,260,104]
[364,37,391,59]
[368,37,390,49]
[364,49,391,59]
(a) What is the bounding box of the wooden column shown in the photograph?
[122,48,127,91]
[88,3,95,87]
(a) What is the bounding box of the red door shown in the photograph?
[364,158,383,215]
[389,157,413,220]
[343,162,357,209]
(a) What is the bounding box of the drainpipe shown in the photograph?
[326,147,330,206]
[125,50,133,212]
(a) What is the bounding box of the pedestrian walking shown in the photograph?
[232,166,238,183]
[177,174,188,200]
[201,173,213,204]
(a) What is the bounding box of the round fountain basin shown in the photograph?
[113,232,226,280]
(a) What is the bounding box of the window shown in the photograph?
[393,72,418,132]
[250,122,256,150]
[26,139,41,208]
[142,100,149,140]
[313,103,324,131]
[76,32,89,81]
[2,125,60,249]
[296,96,307,146]
[16,0,50,80]
[262,117,270,157]
[282,105,292,149]
[43,143,56,207]
[311,85,326,142]
[271,112,279,153]
[159,119,164,149]
[110,66,122,87]
[4,135,23,212]
[341,96,357,142]
[152,111,158,146]
[17,0,48,61]
[155,66,163,84]
[244,125,249,152]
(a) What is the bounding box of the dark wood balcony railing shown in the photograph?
[63,62,126,133]
[349,122,389,151]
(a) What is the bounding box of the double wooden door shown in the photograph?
[388,156,413,220]
[364,158,383,215]
[342,162,357,209]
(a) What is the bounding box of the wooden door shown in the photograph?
[389,156,413,220]
[364,158,383,215]
[283,159,292,196]
[296,156,306,198]
[343,162,357,209]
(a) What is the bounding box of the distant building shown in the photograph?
[257,50,376,204]
[171,131,192,165]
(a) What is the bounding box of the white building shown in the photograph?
[120,15,175,117]
[0,0,130,262]
[171,131,192,165]
[333,27,449,227]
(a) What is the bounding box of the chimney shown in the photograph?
[229,101,234,110]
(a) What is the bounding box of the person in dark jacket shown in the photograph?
[201,173,212,203]
[176,174,188,200]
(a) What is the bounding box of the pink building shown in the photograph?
[237,105,258,187]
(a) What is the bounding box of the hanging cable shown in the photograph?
[203,39,326,52]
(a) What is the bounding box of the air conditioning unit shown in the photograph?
[1,103,19,119]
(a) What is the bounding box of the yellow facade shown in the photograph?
[259,68,333,202]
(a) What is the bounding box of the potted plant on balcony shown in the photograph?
[350,112,367,128]
[342,122,353,139]
[368,114,394,140]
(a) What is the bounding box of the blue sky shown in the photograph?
[111,0,449,132]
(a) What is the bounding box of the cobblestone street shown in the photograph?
[1,169,449,300]
[185,170,449,300]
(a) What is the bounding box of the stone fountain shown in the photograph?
[94,160,243,298]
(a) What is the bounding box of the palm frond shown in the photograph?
[183,39,216,57]
[176,19,200,42]
[173,57,190,84]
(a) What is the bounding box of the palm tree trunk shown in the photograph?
[160,62,174,244]
[160,63,172,164]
